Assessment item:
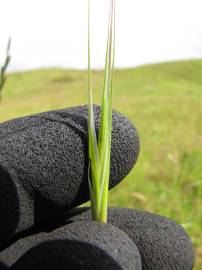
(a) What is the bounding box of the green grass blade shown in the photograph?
[97,2,112,218]
[88,0,100,217]
[99,0,115,222]
[98,0,112,158]
[88,164,99,220]
[88,0,115,223]
[0,38,11,94]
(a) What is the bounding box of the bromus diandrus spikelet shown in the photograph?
[88,0,115,223]
[0,38,11,94]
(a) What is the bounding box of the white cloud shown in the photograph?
[0,0,202,71]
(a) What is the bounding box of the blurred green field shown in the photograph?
[1,60,202,269]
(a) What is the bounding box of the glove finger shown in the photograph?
[2,221,141,270]
[66,207,195,270]
[0,105,140,248]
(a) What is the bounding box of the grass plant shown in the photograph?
[87,0,115,223]
[0,38,11,94]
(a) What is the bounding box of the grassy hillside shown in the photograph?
[1,60,202,269]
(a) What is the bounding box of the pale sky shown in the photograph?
[0,0,202,71]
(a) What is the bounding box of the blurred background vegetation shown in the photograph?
[0,60,201,269]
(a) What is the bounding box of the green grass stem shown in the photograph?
[0,38,11,94]
[88,0,115,223]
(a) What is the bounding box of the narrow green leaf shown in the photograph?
[88,164,98,220]
[88,0,115,223]
[88,0,100,207]
[0,38,11,94]
[99,0,115,222]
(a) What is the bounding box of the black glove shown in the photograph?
[0,106,194,269]
[0,207,194,270]
[0,105,139,247]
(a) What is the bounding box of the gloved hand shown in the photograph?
[0,106,194,270]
